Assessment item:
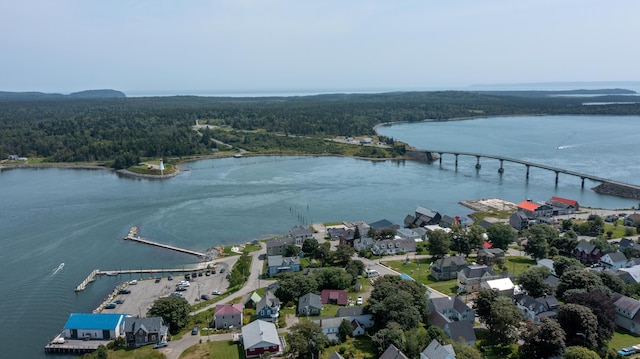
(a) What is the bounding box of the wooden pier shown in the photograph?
[75,269,99,292]
[123,227,207,259]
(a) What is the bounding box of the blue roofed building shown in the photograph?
[63,313,127,340]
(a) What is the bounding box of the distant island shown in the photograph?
[0,89,126,101]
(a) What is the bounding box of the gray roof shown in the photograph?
[266,237,295,249]
[440,215,457,225]
[421,339,456,359]
[434,256,468,268]
[535,295,559,310]
[267,255,300,266]
[380,344,410,359]
[241,320,280,349]
[614,295,640,315]
[312,317,345,330]
[290,225,312,236]
[461,265,496,279]
[369,219,396,230]
[604,251,628,263]
[257,290,280,310]
[298,293,322,310]
[447,320,476,343]
[124,317,166,334]
[336,306,368,317]
[430,296,468,314]
[416,207,439,218]
[575,241,599,254]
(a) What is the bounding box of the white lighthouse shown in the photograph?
[159,159,164,175]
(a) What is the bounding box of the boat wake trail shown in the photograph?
[50,262,65,276]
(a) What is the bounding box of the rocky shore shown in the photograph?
[593,182,640,200]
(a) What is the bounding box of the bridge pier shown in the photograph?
[455,154,459,170]
[526,165,530,179]
[475,156,481,170]
[439,153,443,166]
[498,159,504,174]
[581,177,585,188]
[555,171,559,186]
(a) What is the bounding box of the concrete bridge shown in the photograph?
[418,149,640,191]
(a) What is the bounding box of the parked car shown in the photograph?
[201,294,210,300]
[168,275,173,281]
[153,341,168,349]
[129,280,137,285]
[118,289,131,294]
[618,347,636,356]
[170,292,183,297]
[191,326,199,335]
[114,299,125,304]
[356,296,363,305]
[220,268,225,273]
[175,285,187,291]
[212,290,221,295]
[104,302,116,309]
[154,278,161,283]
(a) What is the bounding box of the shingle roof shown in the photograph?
[447,320,476,343]
[336,306,368,317]
[462,265,496,279]
[614,295,640,315]
[603,252,628,263]
[435,256,468,268]
[369,219,395,230]
[215,303,243,315]
[298,293,322,309]
[124,317,166,334]
[416,207,438,218]
[241,320,280,349]
[380,344,410,359]
[550,196,578,206]
[257,290,280,310]
[421,339,456,359]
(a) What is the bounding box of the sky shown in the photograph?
[1,0,639,95]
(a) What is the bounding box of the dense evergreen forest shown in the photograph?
[0,90,639,168]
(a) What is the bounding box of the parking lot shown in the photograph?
[103,260,234,316]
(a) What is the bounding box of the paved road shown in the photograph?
[162,242,271,359]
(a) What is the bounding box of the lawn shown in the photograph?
[320,336,377,359]
[108,345,166,359]
[604,222,637,239]
[179,340,245,359]
[609,328,640,351]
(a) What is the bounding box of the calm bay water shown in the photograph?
[1,115,640,358]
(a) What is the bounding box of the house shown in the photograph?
[546,196,579,215]
[457,265,503,294]
[332,227,356,247]
[380,344,410,359]
[396,228,421,241]
[266,255,300,277]
[426,295,476,345]
[613,294,640,335]
[430,256,469,281]
[427,296,475,323]
[371,238,416,255]
[214,304,243,329]
[573,241,602,264]
[425,226,452,241]
[298,293,323,316]
[265,237,296,256]
[617,238,636,251]
[245,291,262,309]
[509,211,531,230]
[321,289,348,306]
[600,252,629,270]
[8,154,19,160]
[428,310,476,345]
[536,258,556,275]
[241,320,282,358]
[256,290,280,322]
[289,225,313,245]
[516,200,554,218]
[624,214,640,227]
[353,237,374,252]
[123,317,168,348]
[476,248,504,265]
[618,265,640,285]
[439,215,458,229]
[62,313,127,340]
[312,317,366,342]
[369,219,400,232]
[481,278,515,297]
[516,294,559,324]
[420,339,456,359]
[336,306,374,328]
[414,207,442,227]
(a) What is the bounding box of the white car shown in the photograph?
[356,296,363,305]
[212,290,221,295]
[128,280,137,285]
[177,280,190,287]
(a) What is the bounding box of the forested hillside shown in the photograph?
[0,90,638,168]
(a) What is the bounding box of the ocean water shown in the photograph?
[1,115,639,358]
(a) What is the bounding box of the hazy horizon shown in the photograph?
[2,1,639,94]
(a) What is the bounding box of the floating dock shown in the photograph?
[123,227,207,258]
[75,269,99,292]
